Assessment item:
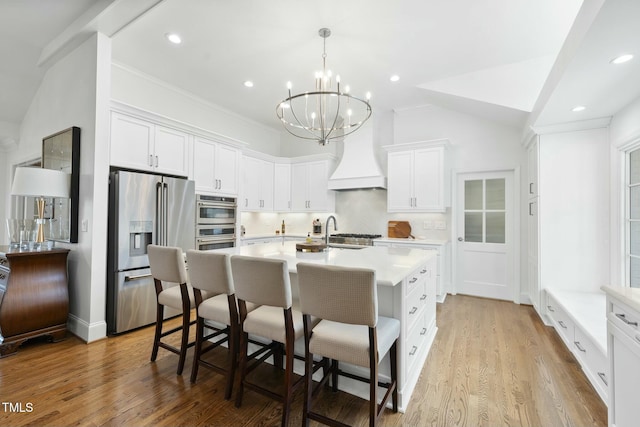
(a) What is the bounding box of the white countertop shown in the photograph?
[241,234,317,240]
[210,241,436,286]
[601,285,640,313]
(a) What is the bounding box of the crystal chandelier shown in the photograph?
[276,28,372,146]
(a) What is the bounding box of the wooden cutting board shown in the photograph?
[296,242,327,252]
[388,221,414,239]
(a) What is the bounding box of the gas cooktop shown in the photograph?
[328,233,382,246]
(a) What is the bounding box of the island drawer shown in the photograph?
[406,312,429,375]
[406,263,429,297]
[406,284,426,332]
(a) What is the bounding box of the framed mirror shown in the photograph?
[42,126,80,243]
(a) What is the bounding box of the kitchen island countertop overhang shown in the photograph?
[210,241,438,286]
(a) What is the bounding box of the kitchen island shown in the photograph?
[212,241,438,411]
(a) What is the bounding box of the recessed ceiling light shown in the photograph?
[611,54,634,65]
[165,33,182,44]
[244,80,254,88]
[572,105,586,112]
[390,75,400,82]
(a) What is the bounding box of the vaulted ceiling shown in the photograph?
[2,0,640,148]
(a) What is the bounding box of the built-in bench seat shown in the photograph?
[545,288,608,404]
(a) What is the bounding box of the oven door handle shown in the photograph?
[196,237,236,243]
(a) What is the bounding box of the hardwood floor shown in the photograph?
[0,295,607,426]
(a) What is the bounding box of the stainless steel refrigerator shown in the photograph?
[107,170,195,334]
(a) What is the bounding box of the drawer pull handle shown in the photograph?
[420,328,427,335]
[597,372,608,386]
[409,346,417,356]
[409,307,418,314]
[409,277,418,284]
[574,341,586,353]
[547,305,555,312]
[615,313,639,327]
[420,269,427,274]
[420,294,427,301]
[0,273,5,280]
[558,320,567,329]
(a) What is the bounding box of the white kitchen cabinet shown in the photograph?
[527,138,540,312]
[400,256,437,401]
[604,288,640,427]
[193,136,240,196]
[242,156,274,211]
[385,140,449,213]
[273,163,292,212]
[110,112,189,176]
[546,289,608,403]
[374,238,450,301]
[290,160,335,212]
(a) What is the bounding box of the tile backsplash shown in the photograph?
[240,189,450,241]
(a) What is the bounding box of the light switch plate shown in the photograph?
[434,221,446,230]
[82,219,88,232]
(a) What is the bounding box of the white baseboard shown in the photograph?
[67,314,107,343]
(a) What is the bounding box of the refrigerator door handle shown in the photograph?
[156,181,163,245]
[163,182,169,246]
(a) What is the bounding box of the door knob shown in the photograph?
[458,237,464,241]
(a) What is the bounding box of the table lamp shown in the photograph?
[11,167,70,244]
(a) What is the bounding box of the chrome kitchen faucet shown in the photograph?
[325,215,338,245]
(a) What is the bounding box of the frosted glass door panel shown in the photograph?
[465,180,483,210]
[486,179,505,210]
[486,212,505,244]
[465,213,483,242]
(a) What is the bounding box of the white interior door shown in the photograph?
[456,171,515,301]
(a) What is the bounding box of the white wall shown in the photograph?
[539,128,610,293]
[111,64,282,155]
[3,33,111,342]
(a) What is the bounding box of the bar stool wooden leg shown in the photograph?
[151,303,164,362]
[190,316,204,383]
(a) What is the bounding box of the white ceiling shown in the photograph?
[2,0,640,148]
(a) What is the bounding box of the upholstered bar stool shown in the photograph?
[186,249,239,400]
[230,255,307,427]
[147,244,196,375]
[297,263,400,427]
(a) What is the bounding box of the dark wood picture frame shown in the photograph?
[42,126,80,243]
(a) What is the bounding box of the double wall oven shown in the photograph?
[195,195,236,250]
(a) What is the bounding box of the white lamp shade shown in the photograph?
[11,167,70,198]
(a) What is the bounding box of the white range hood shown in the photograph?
[327,125,387,190]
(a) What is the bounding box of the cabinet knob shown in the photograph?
[458,237,464,242]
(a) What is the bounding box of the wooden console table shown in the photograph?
[0,246,70,357]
